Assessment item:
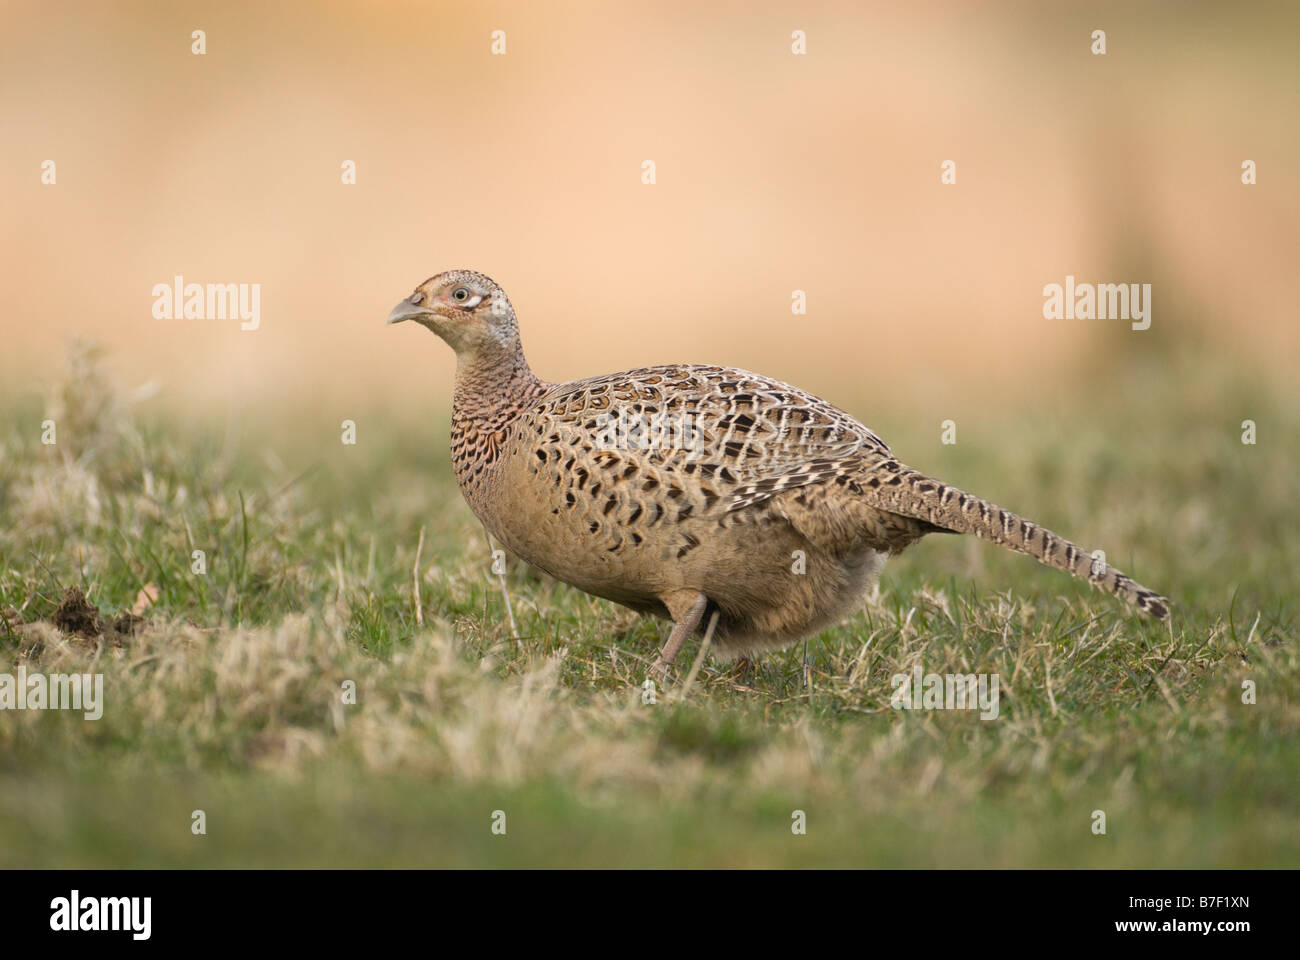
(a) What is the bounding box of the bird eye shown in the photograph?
[453,288,470,302]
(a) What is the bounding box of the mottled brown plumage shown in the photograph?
[388,270,1169,673]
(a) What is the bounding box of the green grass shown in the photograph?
[0,349,1295,867]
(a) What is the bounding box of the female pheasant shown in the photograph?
[388,269,1169,675]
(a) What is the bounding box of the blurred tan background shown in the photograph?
[2,0,1297,423]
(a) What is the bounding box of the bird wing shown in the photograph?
[529,364,892,512]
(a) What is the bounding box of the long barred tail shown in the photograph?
[860,458,1170,620]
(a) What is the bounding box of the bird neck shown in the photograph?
[452,342,547,419]
[450,343,551,504]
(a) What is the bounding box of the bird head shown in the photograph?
[387,269,519,355]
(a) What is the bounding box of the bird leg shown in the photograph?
[674,610,720,701]
[650,592,708,682]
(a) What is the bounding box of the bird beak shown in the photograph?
[387,294,433,325]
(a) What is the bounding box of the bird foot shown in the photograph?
[648,658,671,685]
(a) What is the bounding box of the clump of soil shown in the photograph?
[111,612,147,637]
[51,586,104,639]
[2,587,153,655]
[54,586,152,643]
